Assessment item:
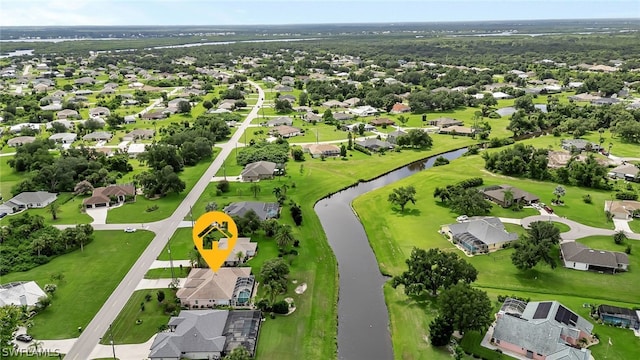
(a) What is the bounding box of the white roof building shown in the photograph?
[0,281,47,307]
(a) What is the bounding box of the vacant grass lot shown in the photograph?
[1,230,154,339]
[107,159,213,223]
[353,150,639,359]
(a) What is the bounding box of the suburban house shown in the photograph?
[46,120,74,131]
[438,125,477,136]
[302,143,341,158]
[7,136,36,147]
[482,185,539,207]
[83,132,113,141]
[127,143,147,158]
[444,217,518,254]
[240,161,277,182]
[123,129,155,141]
[56,109,79,119]
[333,112,354,121]
[142,109,167,120]
[387,130,407,144]
[390,102,411,114]
[560,241,629,273]
[265,116,293,127]
[218,237,258,267]
[49,133,77,144]
[124,115,137,124]
[89,106,111,118]
[604,200,640,220]
[177,267,255,308]
[322,100,348,108]
[355,138,394,152]
[83,184,136,209]
[148,310,261,359]
[496,107,517,117]
[428,117,464,128]
[270,125,302,138]
[223,201,280,221]
[0,191,57,215]
[302,112,322,123]
[350,105,378,117]
[277,94,296,102]
[368,117,395,127]
[597,304,640,330]
[608,164,639,182]
[0,281,47,307]
[487,298,593,360]
[561,139,601,153]
[343,122,375,132]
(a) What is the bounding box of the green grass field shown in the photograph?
[1,230,154,339]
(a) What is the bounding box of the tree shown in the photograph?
[260,258,290,292]
[290,202,303,226]
[274,99,292,113]
[202,100,213,110]
[503,189,514,208]
[275,224,295,251]
[397,115,409,127]
[74,180,94,195]
[272,186,282,199]
[429,316,454,347]
[614,231,627,245]
[157,290,165,303]
[347,132,353,150]
[36,295,51,311]
[388,186,417,212]
[249,183,261,199]
[340,144,347,157]
[224,346,251,360]
[0,305,22,350]
[291,147,305,161]
[449,188,492,216]
[511,221,561,270]
[263,219,280,237]
[44,284,57,297]
[553,185,566,204]
[189,248,205,268]
[298,92,308,107]
[439,283,492,335]
[235,251,245,266]
[391,248,478,297]
[48,202,60,220]
[205,202,218,212]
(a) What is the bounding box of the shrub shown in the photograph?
[256,299,271,312]
[353,143,371,155]
[272,300,290,314]
[615,191,638,200]
[583,194,592,204]
[217,180,230,193]
[146,205,159,212]
[434,156,450,166]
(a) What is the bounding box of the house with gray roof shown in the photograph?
[149,309,261,359]
[0,191,57,215]
[487,298,593,360]
[89,106,111,118]
[561,139,601,153]
[56,109,79,119]
[123,129,154,141]
[444,217,518,254]
[7,136,36,147]
[482,185,539,207]
[83,131,112,141]
[560,241,629,273]
[608,164,639,182]
[387,130,407,145]
[223,201,280,221]
[49,132,77,144]
[355,138,394,152]
[265,116,293,127]
[240,161,277,182]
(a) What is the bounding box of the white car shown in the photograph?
[456,215,469,222]
[124,227,136,233]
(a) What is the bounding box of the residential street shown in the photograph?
[63,81,265,360]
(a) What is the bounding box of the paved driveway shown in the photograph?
[521,215,640,240]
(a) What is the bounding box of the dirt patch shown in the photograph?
[295,283,307,294]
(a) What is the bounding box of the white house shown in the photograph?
[0,281,47,307]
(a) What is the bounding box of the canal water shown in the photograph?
[314,148,468,360]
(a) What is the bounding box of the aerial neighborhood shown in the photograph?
[0,19,639,360]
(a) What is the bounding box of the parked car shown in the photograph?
[456,215,469,222]
[543,205,554,214]
[15,334,32,342]
[124,227,136,233]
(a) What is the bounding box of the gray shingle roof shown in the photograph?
[241,161,276,179]
[561,241,629,269]
[448,217,518,246]
[223,201,280,221]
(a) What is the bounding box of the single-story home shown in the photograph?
[343,122,375,132]
[608,164,639,182]
[266,116,293,127]
[0,281,47,307]
[444,217,518,254]
[240,161,277,182]
[219,237,258,267]
[492,91,513,99]
[127,143,147,158]
[495,107,517,117]
[274,85,293,92]
[482,185,539,207]
[89,107,111,118]
[390,103,411,114]
[597,305,640,330]
[56,109,79,119]
[487,298,593,360]
[148,309,261,359]
[369,117,395,127]
[302,112,322,123]
[7,136,36,147]
[45,120,74,131]
[83,131,113,141]
[0,191,57,215]
[177,267,255,308]
[355,138,394,152]
[438,125,477,136]
[142,109,168,120]
[322,100,348,108]
[560,241,629,273]
[123,129,155,141]
[223,201,280,221]
[302,143,341,158]
[270,125,302,138]
[333,112,354,121]
[49,132,77,144]
[428,117,463,128]
[350,105,378,117]
[604,200,640,220]
[83,184,136,208]
[123,115,137,124]
[9,123,40,134]
[561,139,601,152]
[387,130,407,145]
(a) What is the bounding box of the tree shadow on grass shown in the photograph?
[391,208,422,217]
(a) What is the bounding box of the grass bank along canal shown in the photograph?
[315,148,468,360]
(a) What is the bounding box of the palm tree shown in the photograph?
[272,186,282,199]
[281,183,289,196]
[503,189,514,208]
[48,202,60,220]
[189,248,205,268]
[553,185,566,204]
[32,237,46,257]
[235,251,245,266]
[262,281,284,305]
[249,183,261,199]
[29,340,44,352]
[614,231,627,245]
[275,224,295,251]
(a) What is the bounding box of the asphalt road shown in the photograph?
[64,81,265,360]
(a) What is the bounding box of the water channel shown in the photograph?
[314,148,468,360]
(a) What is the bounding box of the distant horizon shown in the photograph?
[1,0,639,27]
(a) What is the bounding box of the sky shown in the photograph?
[0,0,638,27]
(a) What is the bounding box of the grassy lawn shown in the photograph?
[144,266,191,279]
[0,230,154,339]
[629,219,640,234]
[582,130,640,158]
[101,288,178,345]
[107,159,212,223]
[157,228,193,260]
[0,156,20,199]
[353,150,640,359]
